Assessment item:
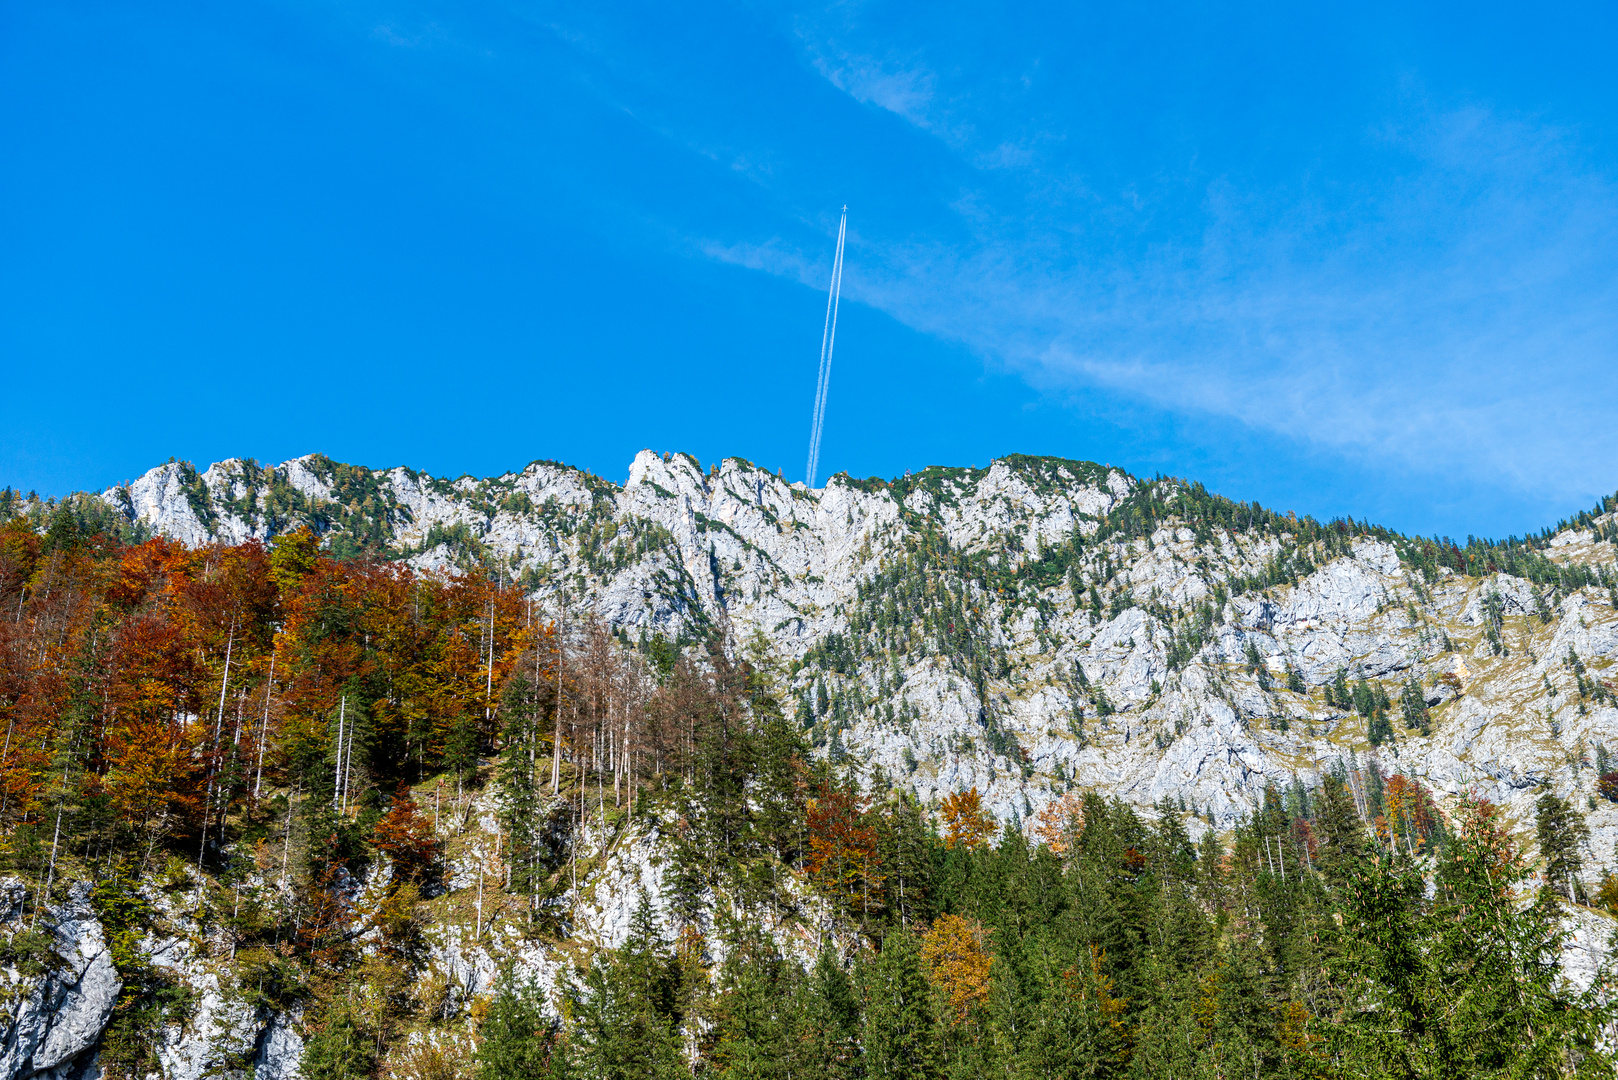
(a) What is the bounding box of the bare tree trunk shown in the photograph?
[39,755,73,920]
[223,690,245,844]
[333,697,346,811]
[281,780,298,889]
[254,653,275,805]
[341,703,355,814]
[200,619,236,868]
[599,693,607,838]
[552,610,565,794]
[485,597,495,725]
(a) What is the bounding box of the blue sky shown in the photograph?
[4,2,1617,539]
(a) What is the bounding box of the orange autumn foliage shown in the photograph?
[102,716,199,849]
[940,787,995,850]
[806,784,886,917]
[1380,774,1439,854]
[920,913,993,1025]
[1033,790,1085,854]
[1449,793,1525,897]
[373,788,440,885]
[0,520,539,870]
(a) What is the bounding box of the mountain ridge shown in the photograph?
[8,448,1618,840]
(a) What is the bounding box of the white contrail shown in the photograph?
[806,207,847,489]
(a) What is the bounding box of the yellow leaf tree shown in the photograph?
[939,787,995,850]
[920,913,993,1026]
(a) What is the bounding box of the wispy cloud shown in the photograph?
[700,236,828,288]
[522,2,1618,517]
[371,21,449,49]
[791,17,984,152]
[806,46,934,126]
[766,27,1618,508]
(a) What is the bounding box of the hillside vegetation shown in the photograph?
[1,452,1617,1077]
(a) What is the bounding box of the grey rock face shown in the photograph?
[144,933,264,1080]
[0,880,303,1080]
[251,1013,303,1080]
[91,451,1618,861]
[0,883,121,1080]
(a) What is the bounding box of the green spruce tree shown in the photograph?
[862,926,941,1080]
[476,969,555,1080]
[1535,791,1590,906]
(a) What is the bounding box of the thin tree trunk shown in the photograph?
[254,653,275,804]
[333,697,346,811]
[599,696,606,839]
[279,779,302,891]
[341,702,355,814]
[200,620,236,867]
[552,612,565,794]
[0,713,17,823]
[223,690,245,844]
[485,598,495,725]
[39,757,73,919]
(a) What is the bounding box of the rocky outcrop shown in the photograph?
[0,883,120,1080]
[0,877,310,1080]
[142,932,299,1080]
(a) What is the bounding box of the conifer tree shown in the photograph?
[477,970,555,1080]
[878,791,936,926]
[301,999,375,1080]
[1534,791,1589,905]
[1330,796,1614,1076]
[1328,667,1351,709]
[712,939,795,1080]
[573,894,684,1080]
[863,926,942,1080]
[499,667,549,911]
[798,943,862,1080]
[1400,675,1431,735]
[1314,772,1367,879]
[1014,937,1130,1078]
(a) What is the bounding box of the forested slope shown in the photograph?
[0,451,1616,1077]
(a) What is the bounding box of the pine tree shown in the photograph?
[499,669,549,911]
[1330,796,1615,1076]
[1121,955,1207,1079]
[862,926,942,1080]
[444,712,481,799]
[1328,667,1351,709]
[878,791,937,926]
[712,939,795,1080]
[1204,939,1281,1077]
[1314,773,1366,880]
[1400,675,1432,735]
[1014,938,1130,1078]
[301,998,375,1080]
[1534,791,1589,906]
[797,943,862,1080]
[477,970,554,1080]
[573,893,683,1080]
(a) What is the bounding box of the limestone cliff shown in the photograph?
[90,451,1618,852]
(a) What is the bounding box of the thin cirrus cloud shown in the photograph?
[802,42,940,138]
[723,22,1618,514]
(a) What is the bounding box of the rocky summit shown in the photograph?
[94,450,1618,848]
